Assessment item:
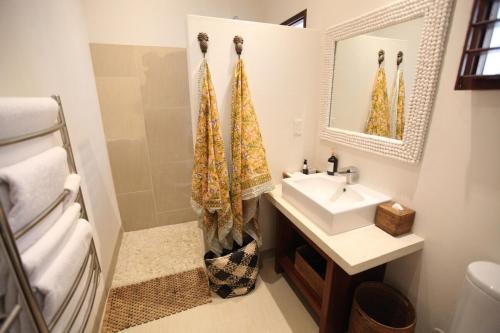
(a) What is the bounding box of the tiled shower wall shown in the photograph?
[90,44,196,231]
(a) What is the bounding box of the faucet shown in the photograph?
[336,166,359,185]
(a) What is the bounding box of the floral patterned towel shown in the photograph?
[230,59,274,246]
[365,67,390,137]
[390,70,405,140]
[191,61,233,254]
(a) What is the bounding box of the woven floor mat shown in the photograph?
[102,267,211,332]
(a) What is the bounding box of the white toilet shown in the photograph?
[450,261,500,333]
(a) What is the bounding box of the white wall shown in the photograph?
[186,15,321,250]
[82,0,264,47]
[0,1,123,330]
[256,0,500,332]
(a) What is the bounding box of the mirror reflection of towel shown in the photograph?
[390,70,405,140]
[191,60,233,255]
[365,68,390,137]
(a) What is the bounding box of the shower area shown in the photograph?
[90,44,211,331]
[90,44,196,230]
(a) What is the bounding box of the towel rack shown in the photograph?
[0,95,101,333]
[0,123,64,148]
[14,190,70,240]
[0,213,45,332]
[47,243,98,331]
[0,304,21,333]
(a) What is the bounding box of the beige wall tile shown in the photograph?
[135,47,190,109]
[92,43,195,228]
[157,209,197,227]
[151,159,193,212]
[116,191,157,231]
[95,77,146,140]
[90,43,137,77]
[144,107,194,163]
[107,139,152,194]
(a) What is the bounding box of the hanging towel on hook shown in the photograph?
[390,69,405,140]
[191,60,233,254]
[365,67,390,137]
[231,59,274,246]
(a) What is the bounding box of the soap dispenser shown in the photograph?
[302,159,309,175]
[327,152,338,175]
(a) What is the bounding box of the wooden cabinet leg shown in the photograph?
[274,212,297,274]
[319,260,335,333]
[274,216,284,274]
[321,263,386,333]
[274,255,284,274]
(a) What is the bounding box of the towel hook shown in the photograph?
[233,35,244,58]
[378,49,385,67]
[397,51,403,67]
[198,32,209,58]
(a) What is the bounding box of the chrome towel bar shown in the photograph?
[0,95,101,333]
[48,243,93,330]
[64,248,98,333]
[0,304,21,333]
[14,190,70,240]
[0,123,64,148]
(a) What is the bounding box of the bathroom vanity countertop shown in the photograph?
[265,185,424,275]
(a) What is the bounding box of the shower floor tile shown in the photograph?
[111,220,204,288]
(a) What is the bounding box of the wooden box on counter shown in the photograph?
[375,201,415,236]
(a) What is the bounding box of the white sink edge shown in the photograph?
[282,175,391,215]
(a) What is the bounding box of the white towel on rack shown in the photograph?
[63,174,80,209]
[50,256,95,333]
[15,204,63,254]
[0,146,68,235]
[21,203,81,280]
[32,219,92,324]
[0,97,59,141]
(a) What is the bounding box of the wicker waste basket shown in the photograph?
[204,236,259,299]
[348,282,416,333]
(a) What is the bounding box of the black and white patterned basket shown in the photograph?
[204,236,259,298]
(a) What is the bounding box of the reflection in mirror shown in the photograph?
[329,17,424,140]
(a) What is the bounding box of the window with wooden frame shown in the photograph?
[281,9,307,28]
[456,0,500,90]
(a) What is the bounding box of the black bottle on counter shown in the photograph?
[302,159,309,175]
[327,153,338,175]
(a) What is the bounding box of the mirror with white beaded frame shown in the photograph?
[319,0,454,163]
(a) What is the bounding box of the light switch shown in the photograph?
[293,118,303,136]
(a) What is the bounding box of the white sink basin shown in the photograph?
[282,173,390,235]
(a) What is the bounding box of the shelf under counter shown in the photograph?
[274,208,386,333]
[278,255,322,316]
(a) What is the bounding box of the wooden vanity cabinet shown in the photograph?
[274,211,386,333]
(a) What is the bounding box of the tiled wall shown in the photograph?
[90,44,196,231]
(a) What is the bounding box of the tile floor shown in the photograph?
[109,222,319,333]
